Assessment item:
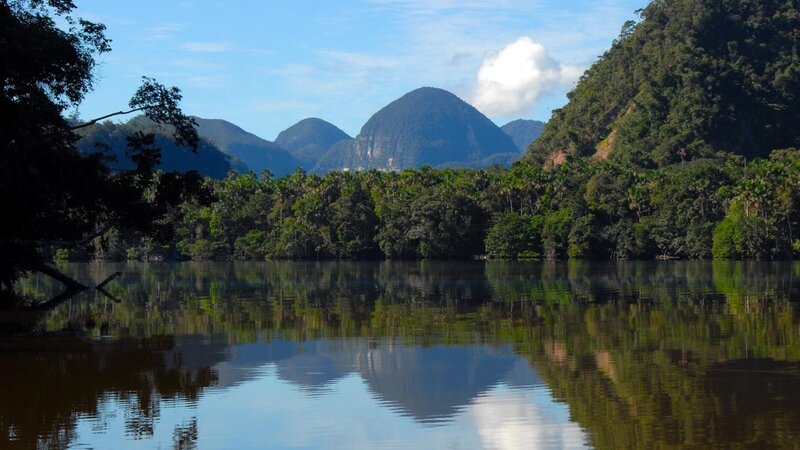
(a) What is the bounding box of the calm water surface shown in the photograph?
[2,261,800,449]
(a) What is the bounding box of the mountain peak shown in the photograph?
[315,87,517,171]
[275,118,351,150]
[275,118,351,166]
[501,119,545,152]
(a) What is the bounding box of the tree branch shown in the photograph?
[70,107,146,130]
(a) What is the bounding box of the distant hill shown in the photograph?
[501,119,545,152]
[75,116,234,179]
[313,139,355,173]
[193,117,299,177]
[527,0,800,166]
[275,118,352,167]
[315,87,518,172]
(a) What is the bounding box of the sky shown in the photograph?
[74,0,647,140]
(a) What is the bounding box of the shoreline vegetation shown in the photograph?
[55,149,800,264]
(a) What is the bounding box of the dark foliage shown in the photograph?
[0,0,210,298]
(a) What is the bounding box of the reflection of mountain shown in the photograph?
[199,338,532,423]
[205,340,351,392]
[274,341,352,394]
[355,345,518,423]
[503,359,544,389]
[167,334,231,371]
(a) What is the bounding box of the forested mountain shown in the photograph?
[193,117,300,177]
[527,0,800,167]
[76,117,235,179]
[274,118,352,167]
[501,119,545,152]
[315,87,518,172]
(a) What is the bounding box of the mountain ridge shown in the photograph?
[193,117,300,177]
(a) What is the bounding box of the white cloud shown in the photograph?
[472,37,582,116]
[139,22,185,42]
[469,387,589,449]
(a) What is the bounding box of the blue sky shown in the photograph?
[74,0,646,140]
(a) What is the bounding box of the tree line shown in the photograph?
[60,148,799,262]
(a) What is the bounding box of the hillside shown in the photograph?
[76,117,235,179]
[501,119,545,152]
[274,118,352,167]
[193,117,300,177]
[316,87,517,171]
[527,0,800,167]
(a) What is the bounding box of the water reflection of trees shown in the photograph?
[0,336,217,450]
[5,261,800,448]
[526,301,800,449]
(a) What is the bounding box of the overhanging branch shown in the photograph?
[70,107,146,130]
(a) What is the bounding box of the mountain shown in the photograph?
[527,0,800,167]
[193,117,299,177]
[315,87,518,172]
[274,118,352,167]
[501,119,545,152]
[75,116,235,179]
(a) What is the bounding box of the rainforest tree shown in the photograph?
[0,0,206,304]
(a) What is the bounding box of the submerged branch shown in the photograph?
[96,271,122,290]
[34,287,85,311]
[96,287,121,304]
[28,261,87,292]
[33,269,123,311]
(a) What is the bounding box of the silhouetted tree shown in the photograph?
[0,0,209,306]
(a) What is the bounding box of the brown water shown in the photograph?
[2,261,799,449]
